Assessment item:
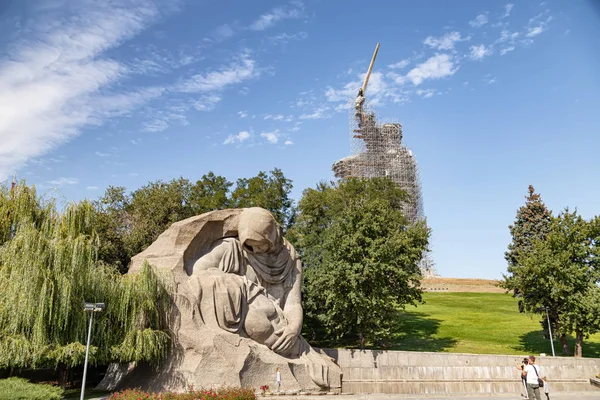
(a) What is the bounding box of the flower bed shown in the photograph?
[108,387,256,400]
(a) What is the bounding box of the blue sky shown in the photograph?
[1,0,599,279]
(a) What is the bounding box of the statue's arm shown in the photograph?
[192,240,230,273]
[283,259,304,336]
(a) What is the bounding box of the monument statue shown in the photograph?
[98,208,341,393]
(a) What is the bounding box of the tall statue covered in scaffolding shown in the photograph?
[336,43,435,276]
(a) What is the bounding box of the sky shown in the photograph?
[1,0,600,280]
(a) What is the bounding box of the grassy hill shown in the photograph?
[389,292,600,357]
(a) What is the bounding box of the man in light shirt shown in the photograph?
[522,355,546,400]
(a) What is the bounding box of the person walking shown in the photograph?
[276,367,281,393]
[523,355,546,400]
[515,357,529,399]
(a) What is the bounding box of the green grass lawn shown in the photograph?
[388,292,600,357]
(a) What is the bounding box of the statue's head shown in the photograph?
[238,207,282,255]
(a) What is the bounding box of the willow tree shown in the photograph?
[0,182,172,386]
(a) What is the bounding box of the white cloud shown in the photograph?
[416,89,435,99]
[130,139,140,145]
[86,186,99,191]
[500,46,515,55]
[526,26,544,37]
[238,111,248,118]
[526,13,553,38]
[335,103,351,112]
[502,4,514,18]
[260,130,279,144]
[299,106,331,120]
[250,6,302,31]
[193,94,222,111]
[388,59,410,69]
[95,151,110,157]
[144,119,170,133]
[47,177,78,186]
[224,131,251,145]
[264,114,285,121]
[406,54,457,86]
[470,45,492,60]
[178,51,258,93]
[0,1,164,180]
[469,14,489,28]
[284,140,293,146]
[423,31,468,51]
[268,32,307,44]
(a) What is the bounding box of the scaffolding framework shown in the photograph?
[330,43,436,277]
[332,102,424,224]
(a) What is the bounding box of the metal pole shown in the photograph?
[546,307,556,357]
[80,311,94,400]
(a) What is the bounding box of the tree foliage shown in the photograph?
[0,182,171,379]
[94,170,293,271]
[504,185,552,271]
[503,198,600,357]
[294,178,430,348]
[230,168,295,231]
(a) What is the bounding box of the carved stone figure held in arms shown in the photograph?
[188,207,308,358]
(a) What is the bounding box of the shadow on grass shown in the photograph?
[517,331,600,358]
[305,310,456,352]
[385,310,457,352]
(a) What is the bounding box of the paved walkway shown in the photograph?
[265,391,600,400]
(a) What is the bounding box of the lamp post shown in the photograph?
[545,306,556,357]
[81,302,105,400]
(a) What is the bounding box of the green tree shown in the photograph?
[230,168,295,230]
[295,178,430,348]
[125,177,194,257]
[189,172,233,215]
[94,186,131,272]
[0,182,171,386]
[503,209,600,357]
[501,185,570,352]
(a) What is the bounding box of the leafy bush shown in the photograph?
[108,387,256,400]
[0,377,63,400]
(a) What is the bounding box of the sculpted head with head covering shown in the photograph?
[237,207,295,285]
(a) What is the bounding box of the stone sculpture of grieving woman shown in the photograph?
[186,207,332,387]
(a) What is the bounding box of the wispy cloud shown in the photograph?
[416,89,435,99]
[193,94,222,111]
[470,45,492,60]
[526,13,553,38]
[249,4,303,31]
[260,130,279,144]
[268,31,307,45]
[0,0,165,180]
[469,14,489,28]
[48,177,79,186]
[238,111,248,118]
[406,54,457,86]
[224,131,251,145]
[502,4,514,19]
[388,59,410,69]
[284,140,293,146]
[299,106,331,120]
[423,31,469,51]
[86,186,99,191]
[264,114,285,121]
[178,51,258,93]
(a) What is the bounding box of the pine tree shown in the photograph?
[502,185,571,354]
[504,185,552,270]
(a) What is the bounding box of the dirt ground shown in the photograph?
[421,278,506,293]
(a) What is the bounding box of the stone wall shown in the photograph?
[323,349,600,383]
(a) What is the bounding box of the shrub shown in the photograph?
[108,387,256,400]
[0,377,63,400]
